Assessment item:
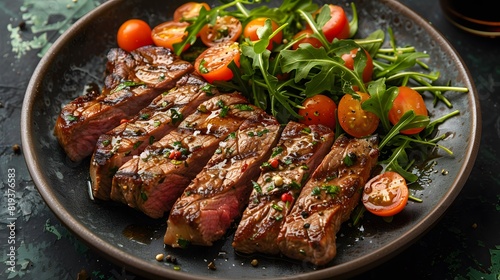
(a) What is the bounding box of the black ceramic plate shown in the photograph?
[21,0,481,279]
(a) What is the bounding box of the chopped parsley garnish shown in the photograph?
[219,106,229,117]
[311,186,321,196]
[234,104,254,111]
[271,146,284,158]
[111,80,145,93]
[252,181,262,194]
[257,129,269,137]
[101,139,111,147]
[343,152,357,166]
[170,109,183,124]
[177,238,190,248]
[66,114,78,122]
[133,141,143,150]
[271,203,283,211]
[201,84,216,96]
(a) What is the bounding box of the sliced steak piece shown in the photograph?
[164,112,281,247]
[54,46,193,162]
[232,122,335,255]
[276,135,379,266]
[90,74,217,200]
[110,93,261,219]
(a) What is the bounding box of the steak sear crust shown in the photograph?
[90,74,217,200]
[54,46,192,162]
[232,122,335,255]
[164,111,281,247]
[277,135,379,266]
[110,93,262,219]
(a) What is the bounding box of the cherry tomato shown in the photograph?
[243,17,283,50]
[298,95,337,130]
[337,92,379,138]
[292,29,323,50]
[194,41,240,83]
[312,4,350,42]
[117,19,154,52]
[341,48,374,83]
[173,2,210,22]
[169,150,182,160]
[388,86,428,135]
[151,21,190,51]
[200,15,242,47]
[362,171,409,217]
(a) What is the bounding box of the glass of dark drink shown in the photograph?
[440,0,500,38]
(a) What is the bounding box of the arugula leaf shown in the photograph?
[241,43,300,122]
[281,44,366,91]
[362,79,398,131]
[381,140,419,183]
[379,110,429,150]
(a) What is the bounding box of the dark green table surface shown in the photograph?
[1,0,498,279]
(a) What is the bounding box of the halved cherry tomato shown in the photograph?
[312,4,350,42]
[173,2,210,22]
[292,29,323,50]
[298,94,337,130]
[194,41,240,83]
[337,92,379,138]
[117,19,154,52]
[362,171,409,217]
[200,15,242,47]
[388,86,428,135]
[243,17,283,50]
[151,21,190,51]
[341,48,374,83]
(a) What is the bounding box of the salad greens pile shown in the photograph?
[174,0,469,185]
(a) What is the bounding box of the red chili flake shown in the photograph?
[241,163,248,172]
[281,192,293,203]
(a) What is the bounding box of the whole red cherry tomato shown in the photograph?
[117,19,154,52]
[341,48,374,83]
[298,94,337,130]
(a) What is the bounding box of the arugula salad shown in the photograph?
[117,0,469,217]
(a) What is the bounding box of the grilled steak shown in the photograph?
[232,122,335,254]
[110,93,262,219]
[277,135,379,266]
[90,74,217,200]
[164,112,281,247]
[54,46,193,162]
